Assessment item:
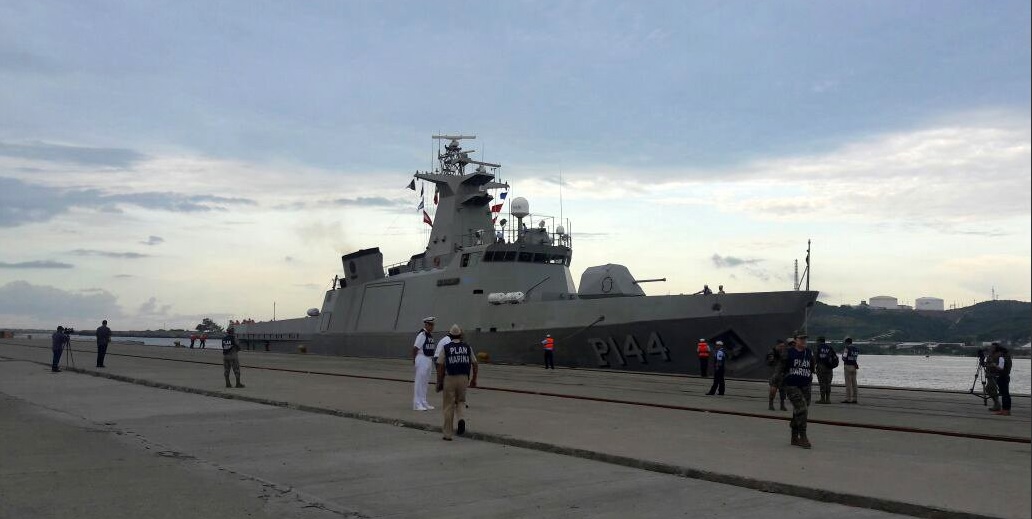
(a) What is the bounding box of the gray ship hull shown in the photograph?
[240,290,817,380]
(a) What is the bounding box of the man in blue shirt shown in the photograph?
[705,341,727,396]
[95,320,112,368]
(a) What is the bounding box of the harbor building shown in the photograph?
[869,296,899,310]
[915,297,945,311]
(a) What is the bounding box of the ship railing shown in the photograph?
[488,214,572,248]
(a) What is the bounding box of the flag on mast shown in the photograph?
[433,186,439,205]
[422,210,433,226]
[417,199,425,211]
[406,179,416,191]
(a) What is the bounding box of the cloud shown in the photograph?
[140,235,165,246]
[0,260,74,269]
[0,177,258,227]
[284,256,295,263]
[137,296,172,316]
[70,249,149,259]
[712,254,762,268]
[0,141,146,168]
[0,281,123,323]
[321,197,409,209]
[113,274,135,278]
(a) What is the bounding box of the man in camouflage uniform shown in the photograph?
[767,338,788,411]
[780,332,814,448]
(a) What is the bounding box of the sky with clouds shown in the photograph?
[1,1,1029,330]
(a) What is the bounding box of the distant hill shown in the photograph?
[809,300,1031,345]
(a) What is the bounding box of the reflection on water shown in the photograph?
[856,355,1030,394]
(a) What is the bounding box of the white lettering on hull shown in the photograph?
[589,332,670,368]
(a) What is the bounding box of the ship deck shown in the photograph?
[2,338,1028,519]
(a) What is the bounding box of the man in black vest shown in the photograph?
[814,336,836,403]
[780,332,814,448]
[435,324,478,441]
[95,319,112,368]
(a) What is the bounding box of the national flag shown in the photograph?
[422,210,433,226]
[406,179,416,191]
[492,216,497,224]
[433,187,439,205]
[490,203,504,213]
[420,184,424,197]
[499,191,508,200]
[417,199,425,211]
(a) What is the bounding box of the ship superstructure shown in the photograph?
[235,135,817,379]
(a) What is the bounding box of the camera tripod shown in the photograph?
[63,338,76,369]
[968,356,995,406]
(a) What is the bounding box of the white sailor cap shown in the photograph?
[715,340,724,346]
[423,316,436,324]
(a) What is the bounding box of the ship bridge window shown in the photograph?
[461,253,470,267]
[518,252,533,262]
[502,251,516,261]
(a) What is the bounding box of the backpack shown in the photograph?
[828,354,840,369]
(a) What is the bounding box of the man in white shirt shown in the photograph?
[412,317,437,411]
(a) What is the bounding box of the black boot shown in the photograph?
[768,396,775,411]
[797,433,812,449]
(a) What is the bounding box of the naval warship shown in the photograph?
[235,135,818,379]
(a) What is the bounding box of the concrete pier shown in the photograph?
[1,338,1028,519]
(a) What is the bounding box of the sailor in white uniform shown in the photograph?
[412,316,437,411]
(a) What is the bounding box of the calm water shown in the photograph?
[852,355,1030,394]
[25,335,1031,394]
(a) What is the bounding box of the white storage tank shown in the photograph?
[869,296,898,310]
[915,297,945,311]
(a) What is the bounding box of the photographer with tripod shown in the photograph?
[987,343,1013,416]
[977,347,1003,412]
[50,326,70,372]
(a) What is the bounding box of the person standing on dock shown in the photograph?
[781,332,814,448]
[814,336,837,404]
[841,337,860,403]
[200,333,207,349]
[95,319,112,368]
[51,326,69,372]
[541,334,555,369]
[696,339,710,378]
[705,341,727,396]
[984,347,1002,412]
[221,327,244,388]
[436,324,478,441]
[190,333,197,349]
[988,343,1012,416]
[766,339,788,411]
[412,317,437,411]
